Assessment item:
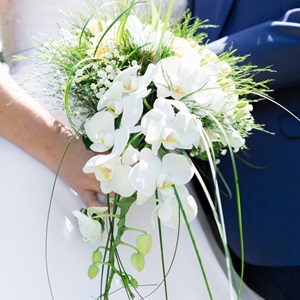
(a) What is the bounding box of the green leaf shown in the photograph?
[117,196,136,219]
[82,135,93,150]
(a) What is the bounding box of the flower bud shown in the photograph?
[88,264,99,279]
[136,234,152,256]
[129,277,139,289]
[92,250,102,265]
[131,253,145,272]
[122,275,139,289]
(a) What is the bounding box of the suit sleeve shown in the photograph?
[208,8,300,90]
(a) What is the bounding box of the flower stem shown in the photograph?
[123,227,147,235]
[119,241,139,252]
[156,201,169,300]
[173,185,213,300]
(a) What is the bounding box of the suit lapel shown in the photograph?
[189,0,236,41]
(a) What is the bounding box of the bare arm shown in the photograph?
[0,0,4,13]
[0,64,103,207]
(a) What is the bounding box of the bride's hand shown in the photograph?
[0,66,105,208]
[58,134,106,208]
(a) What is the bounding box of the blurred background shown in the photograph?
[0,40,4,62]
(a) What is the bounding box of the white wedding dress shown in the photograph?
[0,1,263,299]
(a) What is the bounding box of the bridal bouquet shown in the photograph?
[37,0,269,298]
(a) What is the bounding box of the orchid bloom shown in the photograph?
[83,153,135,197]
[129,148,194,204]
[84,111,116,152]
[83,125,134,197]
[97,64,154,128]
[154,52,209,100]
[152,185,198,228]
[72,206,108,244]
[157,153,194,195]
[120,64,154,128]
[141,97,201,154]
[125,15,173,51]
[97,81,124,116]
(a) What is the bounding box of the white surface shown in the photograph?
[0,136,263,299]
[0,0,263,299]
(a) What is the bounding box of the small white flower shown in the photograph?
[84,111,115,152]
[97,70,108,79]
[72,210,104,244]
[152,185,198,228]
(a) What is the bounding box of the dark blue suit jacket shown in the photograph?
[190,0,300,266]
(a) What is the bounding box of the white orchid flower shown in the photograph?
[154,53,209,100]
[97,81,123,116]
[129,149,194,204]
[125,15,173,51]
[84,153,135,197]
[152,185,198,228]
[169,111,201,149]
[122,145,140,166]
[82,124,133,197]
[129,148,162,204]
[72,210,104,244]
[193,80,227,114]
[141,97,174,153]
[84,111,115,152]
[97,64,154,128]
[142,97,200,153]
[157,153,194,195]
[113,65,141,93]
[120,63,155,127]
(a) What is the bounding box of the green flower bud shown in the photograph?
[136,234,152,256]
[92,250,102,265]
[88,264,99,279]
[130,277,139,289]
[131,253,145,272]
[122,275,139,289]
[236,101,248,109]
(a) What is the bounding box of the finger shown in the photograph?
[80,190,107,208]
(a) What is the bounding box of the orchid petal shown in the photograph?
[97,81,123,111]
[108,165,135,197]
[129,148,162,199]
[83,154,114,173]
[121,94,144,127]
[122,145,140,166]
[111,127,130,156]
[162,153,193,185]
[72,211,103,244]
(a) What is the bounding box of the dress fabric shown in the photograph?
[0,0,262,299]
